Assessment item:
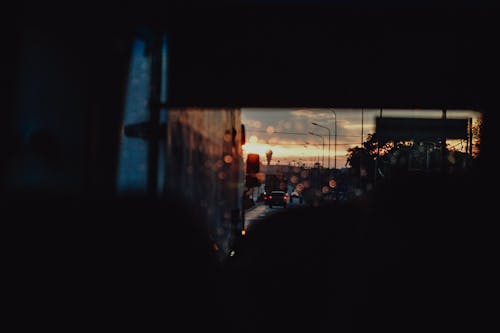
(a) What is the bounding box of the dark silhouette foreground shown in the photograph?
[219,173,487,332]
[3,173,489,332]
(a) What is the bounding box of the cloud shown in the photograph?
[294,121,305,132]
[343,123,376,132]
[276,119,292,131]
[290,109,333,122]
[245,119,262,128]
[248,135,258,143]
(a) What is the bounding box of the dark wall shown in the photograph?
[7,3,133,196]
[167,7,498,109]
[7,1,498,195]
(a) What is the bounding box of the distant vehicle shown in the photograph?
[290,191,303,204]
[268,190,288,208]
[262,191,269,204]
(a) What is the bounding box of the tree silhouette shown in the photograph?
[472,118,482,158]
[345,133,382,177]
[347,130,475,180]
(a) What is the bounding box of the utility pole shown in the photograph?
[329,109,337,170]
[361,108,364,145]
[441,109,447,174]
[469,117,473,156]
[374,108,382,183]
[312,122,330,169]
[309,131,324,168]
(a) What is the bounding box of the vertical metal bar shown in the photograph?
[360,108,364,188]
[159,34,169,195]
[441,109,447,174]
[147,32,162,196]
[361,108,364,145]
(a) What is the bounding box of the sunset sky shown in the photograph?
[241,108,481,168]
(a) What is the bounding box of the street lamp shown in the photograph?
[328,108,337,169]
[308,131,325,167]
[312,122,331,169]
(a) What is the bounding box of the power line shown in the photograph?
[252,142,319,146]
[249,130,308,135]
[247,142,359,146]
[248,129,361,138]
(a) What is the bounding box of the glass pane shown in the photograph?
[116,39,151,193]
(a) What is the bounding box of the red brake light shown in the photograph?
[269,196,272,199]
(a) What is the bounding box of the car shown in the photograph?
[267,190,288,208]
[289,191,303,204]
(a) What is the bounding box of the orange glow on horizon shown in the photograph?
[243,141,349,167]
[242,108,481,168]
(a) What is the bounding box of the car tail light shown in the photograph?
[269,196,272,199]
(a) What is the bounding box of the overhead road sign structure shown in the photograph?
[375,117,468,141]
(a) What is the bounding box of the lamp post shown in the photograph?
[311,122,331,169]
[309,131,324,167]
[328,108,337,169]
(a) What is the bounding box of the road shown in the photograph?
[244,198,304,231]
